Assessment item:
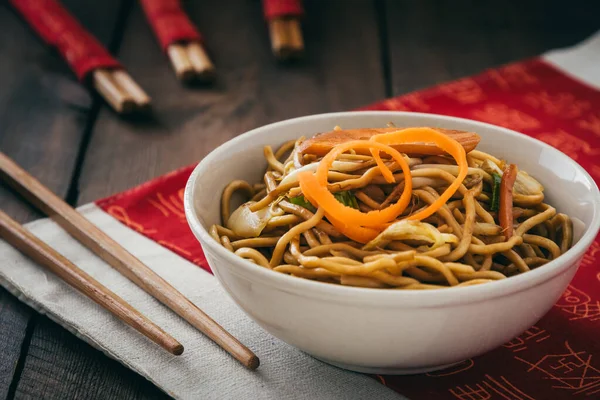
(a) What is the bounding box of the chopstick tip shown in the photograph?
[246,354,260,370]
[269,18,304,62]
[172,343,185,356]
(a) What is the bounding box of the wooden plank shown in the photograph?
[76,0,386,202]
[0,0,134,398]
[0,0,119,394]
[384,0,600,95]
[0,289,31,399]
[15,316,168,400]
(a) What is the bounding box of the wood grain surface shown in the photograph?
[0,0,118,396]
[0,0,598,398]
[76,0,385,203]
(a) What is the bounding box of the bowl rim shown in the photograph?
[184,111,600,307]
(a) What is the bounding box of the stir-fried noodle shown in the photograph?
[211,126,573,290]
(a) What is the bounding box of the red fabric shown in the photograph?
[138,0,202,52]
[262,0,304,20]
[10,0,122,82]
[96,58,600,399]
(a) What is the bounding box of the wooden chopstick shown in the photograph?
[92,69,151,113]
[167,44,195,81]
[0,209,184,356]
[167,42,215,83]
[0,152,259,370]
[268,18,304,60]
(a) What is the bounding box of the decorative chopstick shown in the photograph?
[268,18,304,60]
[10,0,151,113]
[139,0,215,82]
[93,69,151,114]
[0,210,183,355]
[166,42,215,82]
[263,0,305,60]
[0,152,259,370]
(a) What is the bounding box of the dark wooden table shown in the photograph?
[0,0,597,398]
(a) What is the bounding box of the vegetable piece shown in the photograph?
[490,173,502,211]
[481,159,543,196]
[227,202,273,237]
[480,159,502,176]
[363,220,458,251]
[334,191,359,209]
[288,196,316,212]
[290,191,358,211]
[370,127,469,222]
[499,164,518,240]
[514,170,544,196]
[297,127,480,157]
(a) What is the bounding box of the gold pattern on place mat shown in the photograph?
[524,91,590,119]
[449,374,535,400]
[590,165,600,181]
[515,341,600,396]
[401,93,431,111]
[106,205,157,234]
[536,129,600,160]
[555,285,600,322]
[156,192,186,219]
[439,78,486,104]
[582,241,600,267]
[488,64,539,90]
[502,326,550,353]
[192,257,207,266]
[578,113,600,136]
[148,198,170,217]
[471,104,540,130]
[426,359,475,377]
[381,97,410,111]
[158,240,192,257]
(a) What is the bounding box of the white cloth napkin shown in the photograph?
[0,204,405,399]
[542,30,600,90]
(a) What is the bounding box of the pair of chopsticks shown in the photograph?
[10,0,152,115]
[263,0,305,60]
[0,152,259,369]
[166,42,215,82]
[93,69,151,114]
[268,18,304,60]
[138,0,215,83]
[11,0,303,114]
[10,0,215,114]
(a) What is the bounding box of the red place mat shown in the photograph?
[97,57,600,399]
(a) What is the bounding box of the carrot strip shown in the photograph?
[297,127,481,157]
[499,164,518,240]
[300,184,382,243]
[299,140,412,228]
[297,129,470,244]
[370,127,469,222]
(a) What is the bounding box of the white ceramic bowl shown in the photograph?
[184,112,600,374]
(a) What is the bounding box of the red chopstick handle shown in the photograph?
[138,0,203,52]
[10,0,122,82]
[262,0,304,20]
